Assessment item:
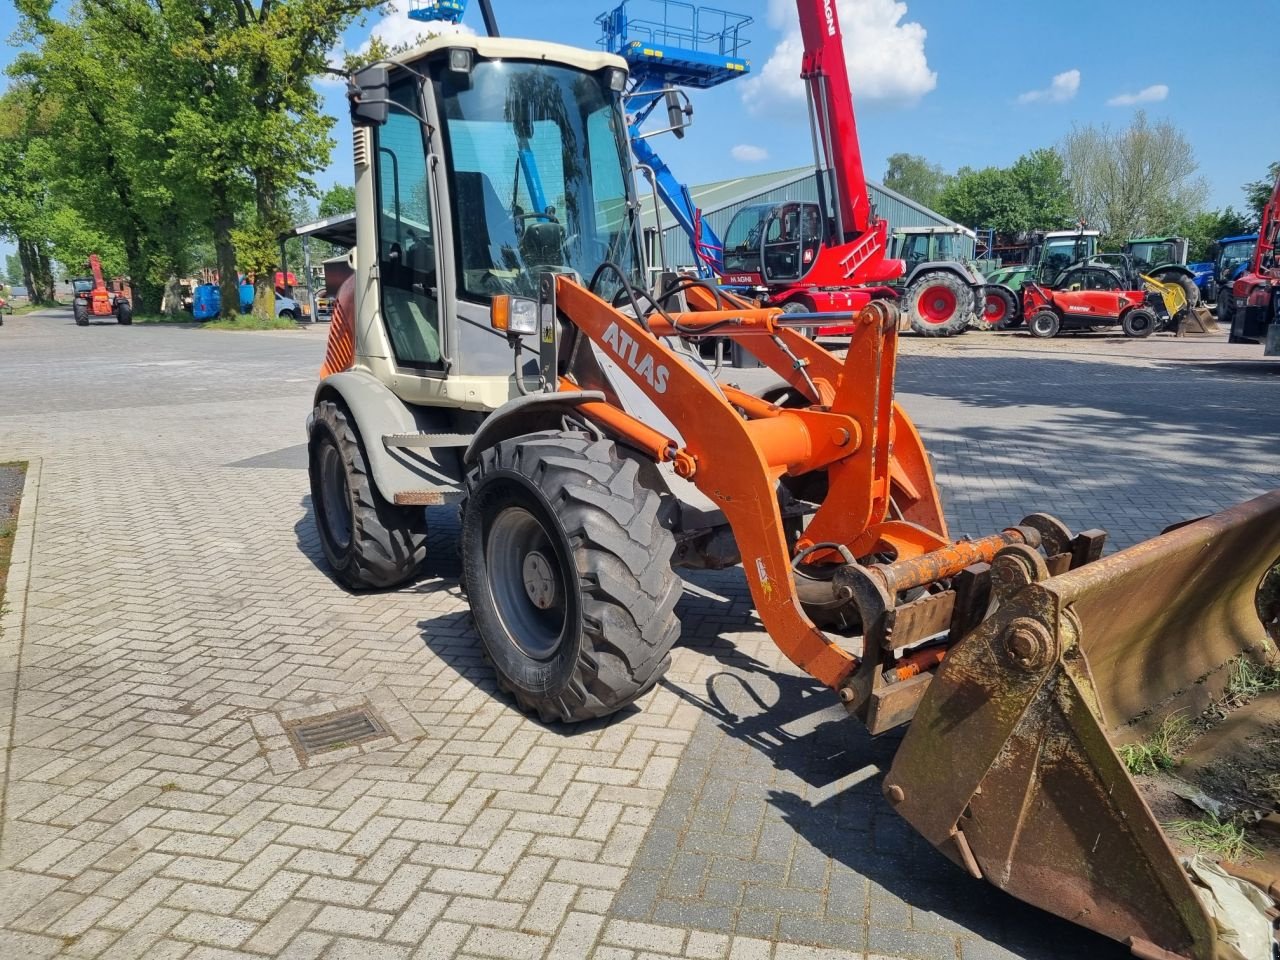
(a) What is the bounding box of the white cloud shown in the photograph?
[1016,69,1080,104]
[731,143,769,162]
[741,0,936,115]
[1106,84,1168,106]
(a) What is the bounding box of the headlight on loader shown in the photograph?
[490,295,538,335]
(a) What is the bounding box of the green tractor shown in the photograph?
[1121,236,1201,309]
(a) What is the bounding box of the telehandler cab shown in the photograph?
[308,10,1280,959]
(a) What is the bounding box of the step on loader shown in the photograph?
[307,18,1280,960]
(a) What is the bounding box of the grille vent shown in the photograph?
[354,127,371,170]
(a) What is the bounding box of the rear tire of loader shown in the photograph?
[461,431,681,723]
[905,272,972,337]
[308,399,427,590]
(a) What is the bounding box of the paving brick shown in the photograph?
[310,906,395,939]
[3,314,1251,960]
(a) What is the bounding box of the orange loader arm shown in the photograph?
[552,276,959,697]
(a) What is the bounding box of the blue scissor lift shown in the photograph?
[597,1,751,277]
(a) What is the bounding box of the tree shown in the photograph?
[882,153,951,210]
[1060,111,1207,244]
[1008,149,1074,231]
[1244,161,1280,221]
[4,253,22,286]
[1181,207,1255,262]
[937,167,1029,235]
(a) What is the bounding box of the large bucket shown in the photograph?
[885,490,1280,959]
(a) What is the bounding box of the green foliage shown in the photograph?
[1225,654,1280,706]
[318,185,356,219]
[1243,161,1280,221]
[1181,208,1256,262]
[935,149,1073,234]
[882,153,951,210]
[205,314,299,331]
[1117,713,1194,776]
[1061,111,1207,245]
[1164,815,1259,862]
[3,254,21,285]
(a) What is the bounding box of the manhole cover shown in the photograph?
[287,707,387,758]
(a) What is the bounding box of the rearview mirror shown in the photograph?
[349,65,390,127]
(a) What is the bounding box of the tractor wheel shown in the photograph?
[1217,288,1234,325]
[280,309,298,322]
[461,431,681,723]
[1027,309,1061,339]
[116,302,133,325]
[905,273,972,337]
[1156,271,1200,309]
[73,302,89,326]
[308,399,427,590]
[1121,307,1157,339]
[972,285,1018,331]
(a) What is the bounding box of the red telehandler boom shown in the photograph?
[719,0,902,327]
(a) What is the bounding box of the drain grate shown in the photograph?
[287,707,387,757]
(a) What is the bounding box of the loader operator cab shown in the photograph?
[1033,230,1099,286]
[346,36,642,403]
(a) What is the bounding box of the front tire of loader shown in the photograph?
[308,399,427,590]
[905,273,972,337]
[1121,307,1157,339]
[116,302,133,325]
[1027,309,1060,339]
[461,431,681,723]
[74,302,88,326]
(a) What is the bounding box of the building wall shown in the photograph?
[647,170,965,272]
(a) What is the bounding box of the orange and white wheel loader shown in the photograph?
[305,9,1280,957]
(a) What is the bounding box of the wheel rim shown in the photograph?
[1129,313,1151,333]
[917,285,957,324]
[982,293,1007,324]
[319,441,352,551]
[1033,316,1054,335]
[486,506,568,660]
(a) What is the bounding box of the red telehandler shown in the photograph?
[1228,174,1279,353]
[717,0,904,335]
[72,254,133,326]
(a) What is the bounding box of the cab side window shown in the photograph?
[376,79,443,370]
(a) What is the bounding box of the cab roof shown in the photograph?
[390,33,626,75]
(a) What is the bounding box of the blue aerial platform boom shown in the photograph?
[597,1,752,277]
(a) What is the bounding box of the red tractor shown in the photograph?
[72,254,133,326]
[1021,261,1166,339]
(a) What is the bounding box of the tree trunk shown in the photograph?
[211,184,239,321]
[32,241,55,303]
[17,240,38,302]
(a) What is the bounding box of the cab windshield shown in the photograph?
[1127,242,1177,271]
[438,60,639,302]
[1218,239,1256,272]
[1040,236,1095,283]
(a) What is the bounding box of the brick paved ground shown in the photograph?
[1,310,1277,960]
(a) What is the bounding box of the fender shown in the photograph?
[903,262,982,289]
[463,390,607,465]
[310,369,468,501]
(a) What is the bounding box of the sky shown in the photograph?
[3,0,1278,268]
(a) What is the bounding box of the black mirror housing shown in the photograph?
[349,65,390,126]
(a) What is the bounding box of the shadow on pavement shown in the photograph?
[658,640,1129,959]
